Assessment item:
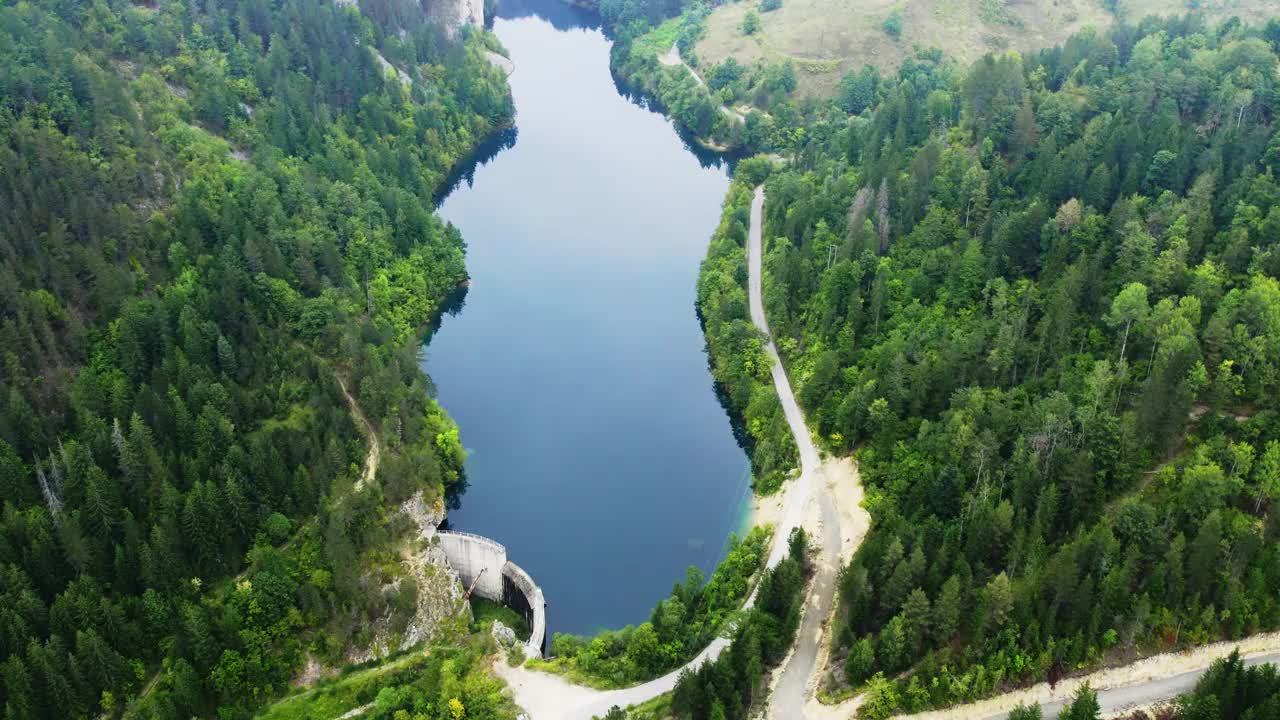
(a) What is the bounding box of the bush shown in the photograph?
[759,0,782,12]
[507,645,526,666]
[742,11,761,35]
[882,9,903,38]
[734,156,775,187]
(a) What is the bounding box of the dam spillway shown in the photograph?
[437,531,547,657]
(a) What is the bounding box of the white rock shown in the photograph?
[491,620,518,648]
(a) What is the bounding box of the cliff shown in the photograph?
[426,0,484,32]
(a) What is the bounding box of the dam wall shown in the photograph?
[437,531,546,657]
[502,560,546,659]
[438,531,506,600]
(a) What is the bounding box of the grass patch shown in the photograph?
[254,651,427,720]
[695,0,1221,100]
[977,0,1024,28]
[255,637,513,720]
[620,691,674,719]
[524,656,624,690]
[469,597,530,642]
[790,56,843,74]
[634,15,684,57]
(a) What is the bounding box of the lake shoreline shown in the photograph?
[424,0,748,635]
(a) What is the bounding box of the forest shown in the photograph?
[579,0,806,153]
[0,1,511,718]
[694,12,1280,719]
[661,528,807,720]
[533,527,769,688]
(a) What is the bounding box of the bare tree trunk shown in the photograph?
[1119,318,1132,364]
[35,461,62,526]
[877,178,891,256]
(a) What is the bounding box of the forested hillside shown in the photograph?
[0,1,511,718]
[702,13,1280,719]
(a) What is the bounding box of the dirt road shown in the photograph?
[748,186,861,720]
[336,374,380,490]
[896,635,1280,720]
[658,42,746,123]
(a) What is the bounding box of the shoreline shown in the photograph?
[750,482,787,532]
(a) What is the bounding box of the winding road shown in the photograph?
[494,186,1280,720]
[658,42,747,124]
[898,639,1280,720]
[496,185,851,718]
[747,186,844,719]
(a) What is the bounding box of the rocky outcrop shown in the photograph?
[426,0,483,33]
[345,492,470,664]
[491,620,518,648]
[338,0,482,41]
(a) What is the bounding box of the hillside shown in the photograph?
[693,13,1280,718]
[694,0,1276,100]
[0,1,512,718]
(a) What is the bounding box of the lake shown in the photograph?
[424,0,750,637]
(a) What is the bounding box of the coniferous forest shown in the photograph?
[0,1,511,718]
[7,0,1280,719]
[696,13,1280,720]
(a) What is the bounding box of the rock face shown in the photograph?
[398,492,470,649]
[341,0,482,35]
[345,492,470,664]
[427,0,483,33]
[491,620,518,648]
[457,0,483,28]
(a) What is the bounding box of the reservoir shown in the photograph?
[423,0,751,636]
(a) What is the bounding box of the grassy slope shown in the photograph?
[694,0,1269,99]
[254,651,428,720]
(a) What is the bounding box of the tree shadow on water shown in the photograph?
[493,0,601,32]
[611,71,744,172]
[434,126,519,208]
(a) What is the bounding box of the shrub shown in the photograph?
[882,9,903,38]
[507,645,526,666]
[759,0,781,12]
[742,11,761,35]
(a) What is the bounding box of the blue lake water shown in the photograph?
[422,0,751,636]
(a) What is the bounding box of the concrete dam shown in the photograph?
[437,531,547,657]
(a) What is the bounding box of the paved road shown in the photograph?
[748,190,819,568]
